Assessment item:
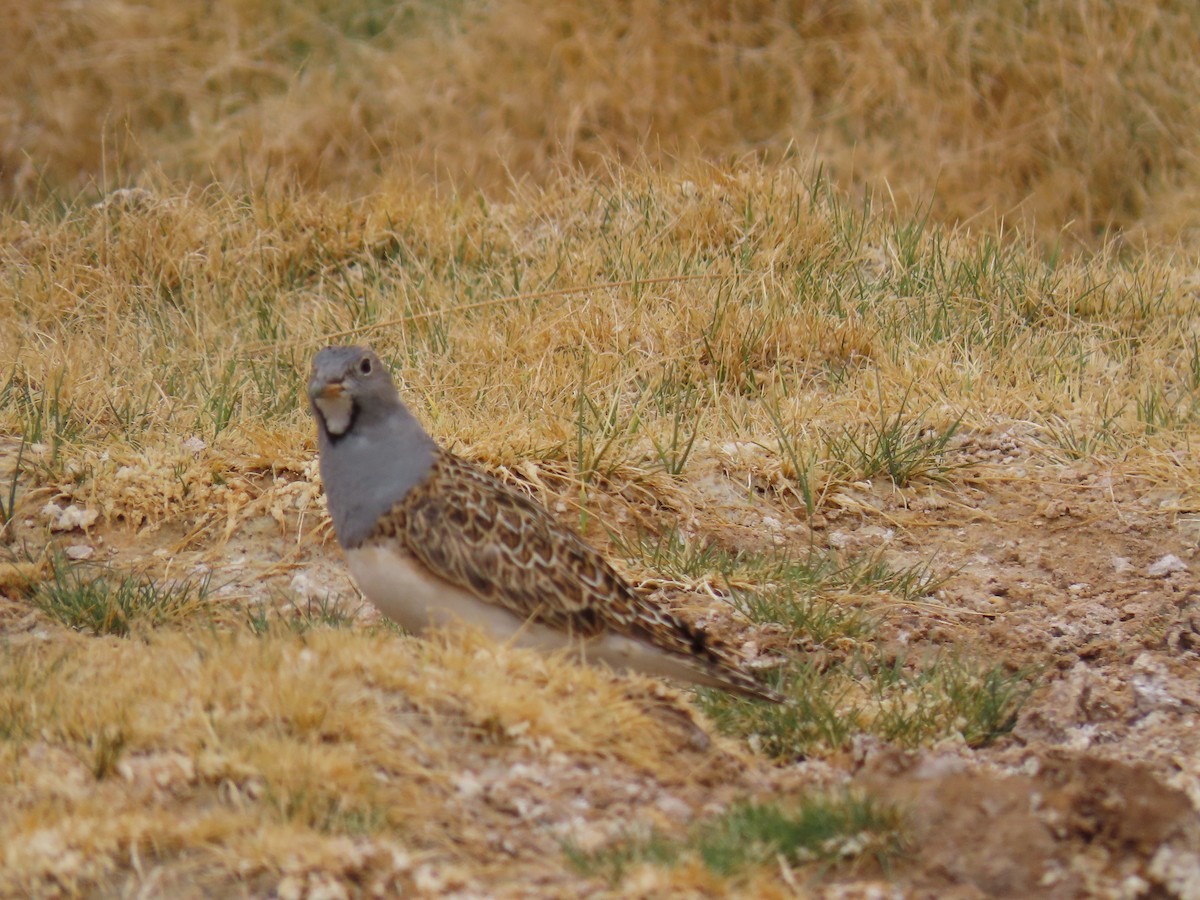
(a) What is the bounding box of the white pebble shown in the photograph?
[1147,554,1187,578]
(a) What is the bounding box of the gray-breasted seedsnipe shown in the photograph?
[308,345,783,702]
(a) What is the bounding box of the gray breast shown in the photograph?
[319,411,435,548]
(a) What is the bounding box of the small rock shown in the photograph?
[1149,844,1200,899]
[829,525,893,552]
[289,572,321,601]
[454,771,483,799]
[41,503,99,532]
[1148,555,1188,578]
[1112,556,1132,573]
[64,544,94,561]
[1040,498,1070,519]
[306,876,348,900]
[1176,515,1200,545]
[655,793,693,823]
[92,186,157,211]
[912,753,969,780]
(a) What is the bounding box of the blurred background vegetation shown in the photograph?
[4,0,1199,249]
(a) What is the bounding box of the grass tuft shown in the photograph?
[245,592,363,635]
[0,436,25,543]
[1,368,80,469]
[644,367,705,477]
[565,792,904,883]
[88,722,128,780]
[701,655,1037,759]
[30,558,212,636]
[694,794,904,875]
[933,659,1040,747]
[825,390,965,487]
[611,526,1025,758]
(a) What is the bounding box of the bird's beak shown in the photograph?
[308,379,345,401]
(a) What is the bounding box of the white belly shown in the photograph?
[346,544,570,649]
[345,544,723,689]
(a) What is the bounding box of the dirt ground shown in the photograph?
[3,428,1200,898]
[832,427,1200,898]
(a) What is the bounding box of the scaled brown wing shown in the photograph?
[389,450,634,638]
[381,450,750,678]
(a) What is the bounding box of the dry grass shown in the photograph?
[2,168,1197,508]
[3,2,1200,895]
[3,1,1200,247]
[0,626,707,896]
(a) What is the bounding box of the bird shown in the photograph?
[307,344,784,703]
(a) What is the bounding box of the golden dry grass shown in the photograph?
[4,1,1200,247]
[0,626,728,897]
[3,169,1198,506]
[3,2,1200,896]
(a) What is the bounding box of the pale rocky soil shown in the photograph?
[840,429,1200,898]
[2,429,1200,898]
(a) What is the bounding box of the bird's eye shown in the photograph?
[358,356,373,376]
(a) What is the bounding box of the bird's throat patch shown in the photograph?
[315,392,356,436]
